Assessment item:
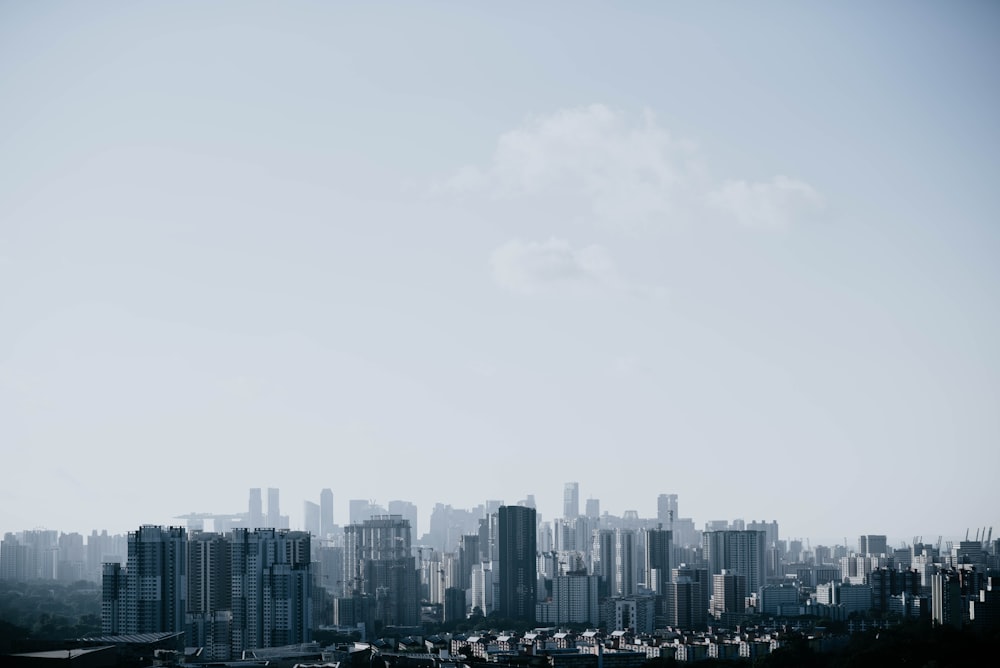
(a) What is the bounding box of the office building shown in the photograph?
[249,489,264,530]
[497,505,537,621]
[657,494,678,526]
[304,501,320,537]
[320,488,334,539]
[858,535,888,556]
[563,483,580,520]
[266,488,281,529]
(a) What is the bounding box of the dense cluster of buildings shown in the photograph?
[2,484,998,662]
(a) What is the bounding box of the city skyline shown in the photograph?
[2,3,998,548]
[2,484,993,552]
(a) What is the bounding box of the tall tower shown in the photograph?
[657,494,678,527]
[644,527,672,597]
[343,515,419,627]
[101,526,187,634]
[614,528,636,597]
[563,482,580,520]
[249,489,264,529]
[320,489,334,539]
[498,505,537,621]
[304,501,321,536]
[230,528,312,653]
[702,530,766,595]
[266,488,281,529]
[593,529,615,599]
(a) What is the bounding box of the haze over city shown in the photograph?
[2,2,998,548]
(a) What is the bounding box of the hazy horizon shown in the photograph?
[2,2,998,550]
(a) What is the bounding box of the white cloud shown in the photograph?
[490,238,619,295]
[444,105,704,228]
[440,104,824,232]
[709,176,824,228]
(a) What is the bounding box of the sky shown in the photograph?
[1,1,998,548]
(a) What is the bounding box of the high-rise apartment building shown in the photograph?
[102,526,311,659]
[644,527,672,594]
[563,483,579,520]
[497,505,537,621]
[703,530,766,596]
[552,572,600,625]
[101,526,187,635]
[592,529,615,599]
[230,528,312,653]
[710,570,747,619]
[343,516,419,627]
[614,529,637,597]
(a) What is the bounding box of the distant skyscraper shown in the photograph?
[585,498,600,520]
[304,501,320,536]
[703,530,766,595]
[644,527,672,598]
[563,482,580,520]
[249,488,264,529]
[657,494,678,526]
[388,500,418,539]
[266,488,280,529]
[320,489,334,538]
[593,529,615,599]
[498,505,537,621]
[614,528,637,597]
[858,534,888,556]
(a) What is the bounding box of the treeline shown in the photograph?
[0,580,101,651]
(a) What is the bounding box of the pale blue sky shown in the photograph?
[2,1,998,546]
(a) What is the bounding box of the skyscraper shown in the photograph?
[644,526,672,605]
[702,530,766,595]
[266,488,280,529]
[304,501,320,537]
[230,528,312,653]
[657,494,678,526]
[343,515,419,627]
[498,505,537,621]
[614,528,637,597]
[563,482,580,520]
[320,488,334,539]
[101,526,187,635]
[249,489,263,530]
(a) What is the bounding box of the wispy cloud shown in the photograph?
[442,104,703,229]
[490,237,663,298]
[440,104,823,231]
[708,176,824,228]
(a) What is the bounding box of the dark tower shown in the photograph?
[498,505,537,621]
